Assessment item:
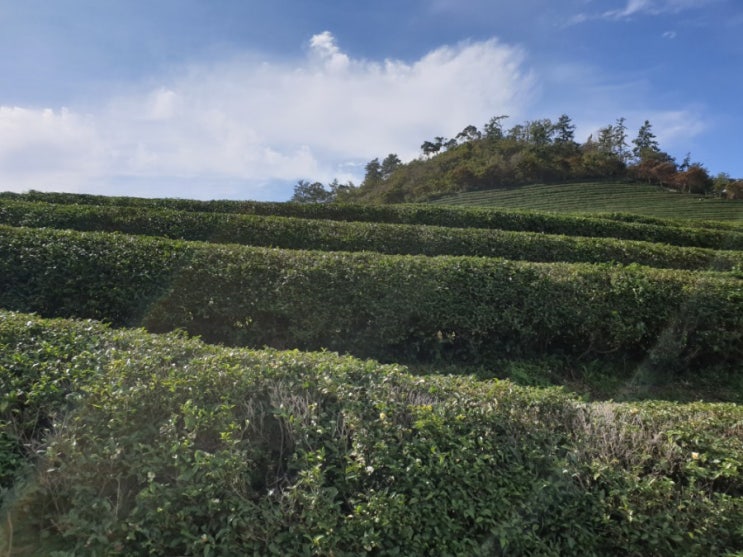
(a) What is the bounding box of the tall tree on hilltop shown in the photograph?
[291,180,333,203]
[456,124,481,143]
[613,117,629,162]
[484,115,509,141]
[554,114,576,144]
[527,119,554,147]
[632,120,660,160]
[597,124,617,154]
[380,153,402,179]
[421,140,440,157]
[328,178,357,201]
[507,123,527,143]
[363,158,383,187]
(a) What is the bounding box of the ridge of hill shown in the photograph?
[305,114,743,211]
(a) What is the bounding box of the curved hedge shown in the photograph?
[3,190,742,250]
[1,199,742,272]
[2,311,743,555]
[0,225,740,373]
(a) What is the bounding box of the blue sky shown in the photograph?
[1,0,741,200]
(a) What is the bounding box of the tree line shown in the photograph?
[292,114,743,203]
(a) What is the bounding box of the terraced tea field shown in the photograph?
[1,190,742,555]
[431,181,743,222]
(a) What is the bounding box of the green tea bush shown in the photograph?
[0,312,109,503]
[3,190,742,250]
[0,225,740,374]
[1,199,742,272]
[2,312,742,555]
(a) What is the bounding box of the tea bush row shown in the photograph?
[3,190,742,250]
[1,199,742,272]
[594,211,743,233]
[0,225,740,374]
[2,311,742,555]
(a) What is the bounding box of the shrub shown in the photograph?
[2,312,742,555]
[0,226,740,374]
[3,191,742,250]
[1,199,742,272]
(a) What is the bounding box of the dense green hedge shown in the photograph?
[3,190,742,250]
[594,211,743,233]
[2,311,742,555]
[0,225,740,373]
[1,199,742,272]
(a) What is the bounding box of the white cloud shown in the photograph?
[0,106,105,190]
[650,108,706,146]
[602,0,716,19]
[0,32,534,199]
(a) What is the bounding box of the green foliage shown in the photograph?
[346,114,724,203]
[432,181,743,224]
[0,225,190,326]
[0,225,741,377]
[0,312,107,504]
[1,198,742,272]
[2,190,742,248]
[1,312,742,555]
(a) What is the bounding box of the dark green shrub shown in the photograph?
[0,312,107,504]
[3,191,742,250]
[2,312,742,555]
[0,226,740,374]
[1,199,742,271]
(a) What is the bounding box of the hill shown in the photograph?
[310,114,743,209]
[430,181,743,222]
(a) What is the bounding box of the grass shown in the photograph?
[430,181,743,222]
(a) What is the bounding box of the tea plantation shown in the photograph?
[1,191,742,555]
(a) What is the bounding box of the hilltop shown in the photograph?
[293,114,743,208]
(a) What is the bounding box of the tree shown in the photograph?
[613,117,629,162]
[362,158,383,187]
[597,124,616,154]
[328,179,357,201]
[679,152,692,171]
[724,180,743,199]
[713,172,731,196]
[456,125,481,143]
[554,114,576,144]
[291,180,333,203]
[421,141,440,157]
[483,115,509,141]
[527,119,554,146]
[628,150,676,186]
[675,163,712,194]
[507,124,527,143]
[632,120,660,160]
[380,153,402,179]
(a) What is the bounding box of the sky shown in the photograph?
[1,0,742,201]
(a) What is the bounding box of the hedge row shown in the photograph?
[1,225,740,373]
[2,311,742,555]
[3,190,742,250]
[594,211,743,233]
[1,199,742,272]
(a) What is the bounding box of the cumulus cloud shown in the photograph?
[0,32,534,199]
[0,106,105,189]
